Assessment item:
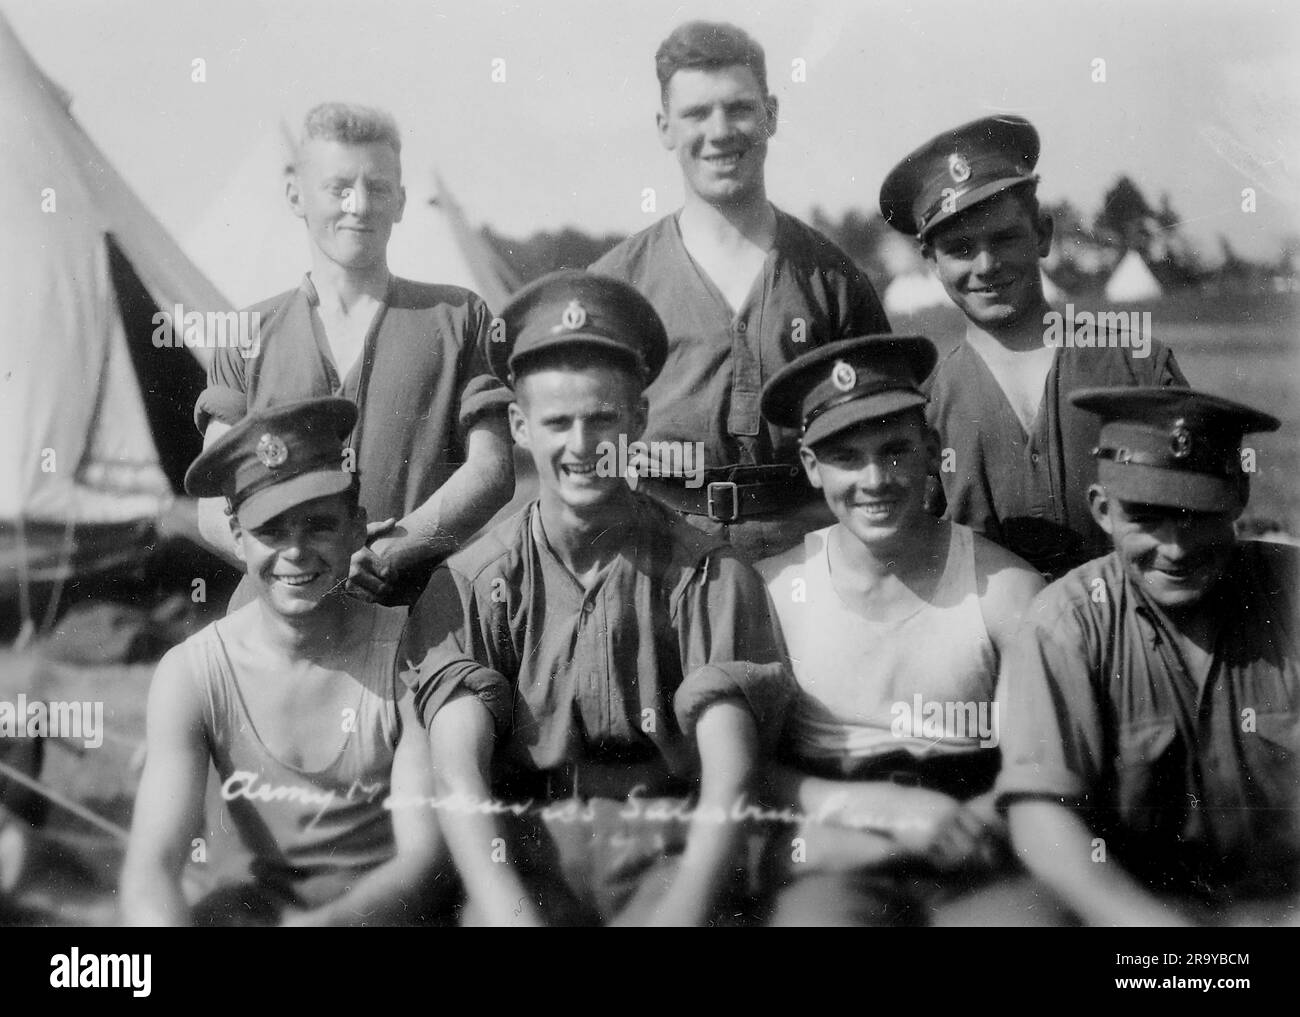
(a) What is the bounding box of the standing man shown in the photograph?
[999,387,1299,925]
[403,271,794,926]
[195,103,513,607]
[592,21,891,563]
[880,115,1186,579]
[756,336,1048,925]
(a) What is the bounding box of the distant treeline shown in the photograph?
[483,174,1299,296]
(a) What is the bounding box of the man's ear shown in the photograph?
[764,93,779,137]
[1087,483,1114,535]
[799,444,823,490]
[393,183,407,225]
[507,401,529,450]
[656,107,674,151]
[228,513,248,563]
[286,172,306,221]
[629,391,649,443]
[1036,210,1054,259]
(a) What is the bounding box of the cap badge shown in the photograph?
[560,299,588,331]
[1170,421,1193,459]
[256,433,289,469]
[831,360,857,392]
[948,153,972,184]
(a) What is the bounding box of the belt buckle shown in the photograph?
[706,481,739,523]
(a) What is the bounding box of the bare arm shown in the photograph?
[636,700,758,927]
[195,420,242,568]
[282,694,451,926]
[427,692,541,926]
[119,647,210,926]
[349,414,515,605]
[1008,800,1191,926]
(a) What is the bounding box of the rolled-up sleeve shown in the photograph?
[457,373,514,431]
[456,296,513,432]
[399,566,512,735]
[673,550,794,751]
[194,344,249,433]
[674,660,795,754]
[995,604,1105,811]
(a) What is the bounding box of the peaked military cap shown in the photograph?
[489,269,668,387]
[880,115,1040,240]
[761,335,937,447]
[184,397,357,529]
[1070,386,1279,512]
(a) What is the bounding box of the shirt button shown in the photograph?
[1031,453,1040,464]
[737,322,747,333]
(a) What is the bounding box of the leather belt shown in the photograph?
[497,759,693,803]
[641,464,810,523]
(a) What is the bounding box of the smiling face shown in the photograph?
[232,491,365,616]
[923,188,1052,331]
[656,65,776,208]
[1089,487,1239,611]
[800,410,938,549]
[288,138,405,272]
[509,361,647,521]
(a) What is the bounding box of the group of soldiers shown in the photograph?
[107,21,1295,926]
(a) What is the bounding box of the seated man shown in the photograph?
[120,397,448,926]
[756,335,1049,926]
[999,387,1299,925]
[403,271,794,926]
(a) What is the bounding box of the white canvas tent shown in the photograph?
[0,12,227,617]
[185,129,518,312]
[1104,250,1163,303]
[883,270,950,316]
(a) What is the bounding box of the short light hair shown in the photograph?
[655,21,768,106]
[297,102,402,161]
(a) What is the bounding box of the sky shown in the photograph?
[7,0,1299,262]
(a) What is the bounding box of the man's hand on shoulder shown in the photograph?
[347,517,414,605]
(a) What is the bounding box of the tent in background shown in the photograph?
[1104,250,1163,303]
[185,128,518,312]
[0,12,230,631]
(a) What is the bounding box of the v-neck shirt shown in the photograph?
[196,274,510,524]
[925,336,1186,578]
[590,208,890,471]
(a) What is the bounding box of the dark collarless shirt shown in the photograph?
[996,541,1300,900]
[590,209,890,472]
[196,274,509,524]
[925,337,1186,579]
